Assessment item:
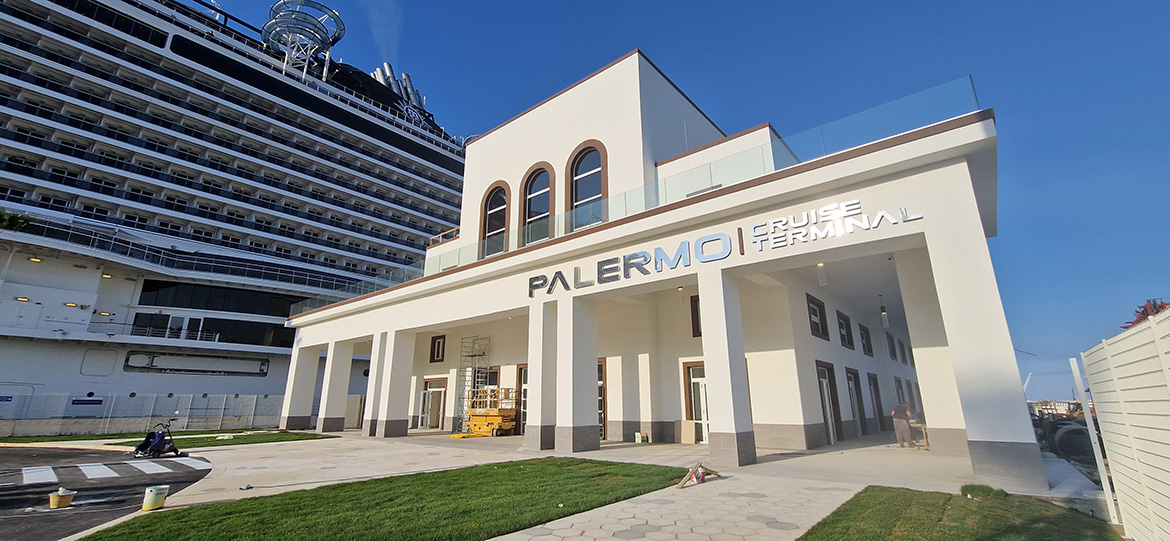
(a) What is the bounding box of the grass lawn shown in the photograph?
[0,428,258,444]
[800,486,1121,541]
[83,457,686,541]
[104,431,337,449]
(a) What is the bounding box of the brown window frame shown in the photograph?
[690,295,702,338]
[429,335,446,363]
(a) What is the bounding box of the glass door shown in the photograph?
[818,366,837,445]
[518,365,528,435]
[687,365,709,444]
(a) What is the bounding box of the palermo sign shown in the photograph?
[527,199,921,298]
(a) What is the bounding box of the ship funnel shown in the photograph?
[262,0,346,80]
[401,72,422,108]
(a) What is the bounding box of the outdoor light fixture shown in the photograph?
[677,286,684,291]
[15,296,29,302]
[101,273,112,279]
[64,302,79,307]
[28,256,41,263]
[817,262,827,286]
[98,311,114,316]
[879,294,889,328]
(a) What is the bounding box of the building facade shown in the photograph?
[0,0,463,434]
[282,51,1047,493]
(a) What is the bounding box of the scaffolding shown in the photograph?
[452,335,491,433]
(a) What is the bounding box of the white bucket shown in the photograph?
[142,485,170,511]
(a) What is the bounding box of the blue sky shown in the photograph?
[213,1,1169,400]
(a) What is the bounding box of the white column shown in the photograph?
[555,297,600,452]
[376,330,416,437]
[697,268,756,466]
[280,344,321,430]
[524,301,557,449]
[362,332,388,436]
[894,248,967,449]
[911,174,1048,492]
[317,340,353,432]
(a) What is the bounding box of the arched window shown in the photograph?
[523,169,551,245]
[570,147,603,230]
[481,186,507,257]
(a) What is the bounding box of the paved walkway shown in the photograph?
[50,429,1000,540]
[494,472,861,541]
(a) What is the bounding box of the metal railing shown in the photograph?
[0,33,457,227]
[0,1,464,197]
[0,392,286,436]
[87,321,221,341]
[1,212,366,290]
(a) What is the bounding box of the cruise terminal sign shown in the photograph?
[528,199,922,297]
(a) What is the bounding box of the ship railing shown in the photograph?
[290,78,981,315]
[87,321,221,342]
[133,0,465,154]
[0,392,296,436]
[0,213,366,291]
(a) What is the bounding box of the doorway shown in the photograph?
[419,378,446,429]
[815,361,842,446]
[867,372,886,431]
[516,364,528,435]
[683,362,710,444]
[846,368,868,436]
[597,359,607,440]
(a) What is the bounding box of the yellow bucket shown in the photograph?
[142,485,170,511]
[49,491,76,509]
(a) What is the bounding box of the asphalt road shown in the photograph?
[0,447,210,541]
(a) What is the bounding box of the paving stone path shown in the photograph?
[493,471,862,541]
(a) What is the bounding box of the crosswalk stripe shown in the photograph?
[77,463,119,479]
[167,457,212,470]
[126,460,174,474]
[21,466,57,484]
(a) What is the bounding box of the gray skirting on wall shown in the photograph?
[318,416,346,432]
[968,439,1049,494]
[280,415,313,430]
[523,424,555,450]
[555,425,600,452]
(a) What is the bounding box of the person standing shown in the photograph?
[892,402,913,447]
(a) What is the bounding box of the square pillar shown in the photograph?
[376,330,416,437]
[524,301,557,450]
[280,344,322,430]
[362,332,388,436]
[895,247,968,454]
[902,175,1048,493]
[555,297,600,452]
[697,268,757,466]
[317,340,354,432]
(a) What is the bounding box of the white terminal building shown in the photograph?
[0,0,463,433]
[282,50,1048,493]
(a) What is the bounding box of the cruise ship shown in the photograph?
[0,0,464,435]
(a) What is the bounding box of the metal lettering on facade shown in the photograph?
[527,200,921,297]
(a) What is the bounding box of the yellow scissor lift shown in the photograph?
[452,388,518,438]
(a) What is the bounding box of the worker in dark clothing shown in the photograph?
[892,402,913,447]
